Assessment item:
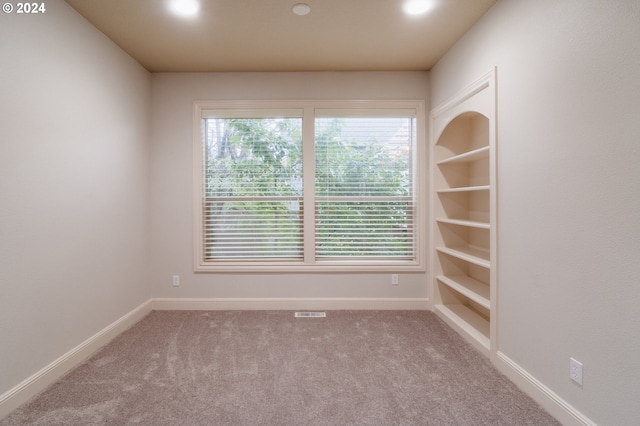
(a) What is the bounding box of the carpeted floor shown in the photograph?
[1,310,560,425]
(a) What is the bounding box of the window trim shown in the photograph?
[193,99,426,272]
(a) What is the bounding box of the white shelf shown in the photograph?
[431,71,496,358]
[436,246,490,269]
[436,218,490,229]
[437,274,490,310]
[434,303,490,354]
[436,185,490,193]
[436,146,490,165]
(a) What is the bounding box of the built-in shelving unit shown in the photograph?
[430,69,496,357]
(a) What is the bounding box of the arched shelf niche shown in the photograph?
[429,69,497,358]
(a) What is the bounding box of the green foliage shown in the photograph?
[205,117,302,198]
[315,118,410,197]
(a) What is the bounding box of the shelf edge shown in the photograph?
[436,145,490,165]
[436,185,490,193]
[436,218,490,229]
[436,274,490,310]
[436,246,490,268]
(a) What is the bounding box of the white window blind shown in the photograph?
[314,112,416,260]
[195,100,424,271]
[202,114,303,260]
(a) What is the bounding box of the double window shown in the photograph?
[194,100,425,271]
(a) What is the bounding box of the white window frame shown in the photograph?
[193,99,426,272]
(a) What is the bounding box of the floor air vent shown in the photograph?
[295,312,326,318]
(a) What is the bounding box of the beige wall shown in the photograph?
[4,0,639,423]
[0,0,151,395]
[430,0,640,424]
[149,72,429,299]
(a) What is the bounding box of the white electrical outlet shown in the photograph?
[570,357,583,385]
[391,274,399,285]
[172,275,180,287]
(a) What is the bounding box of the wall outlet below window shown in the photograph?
[570,357,583,386]
[391,274,399,285]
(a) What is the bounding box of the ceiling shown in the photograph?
[64,0,496,73]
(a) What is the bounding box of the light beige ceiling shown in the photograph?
[64,0,496,73]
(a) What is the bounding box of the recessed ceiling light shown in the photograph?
[169,0,200,18]
[292,3,311,16]
[403,0,435,16]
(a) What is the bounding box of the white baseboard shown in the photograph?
[0,299,153,420]
[495,351,596,426]
[152,297,430,311]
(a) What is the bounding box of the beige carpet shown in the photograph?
[1,311,560,425]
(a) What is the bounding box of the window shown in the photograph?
[194,100,425,271]
[200,110,304,261]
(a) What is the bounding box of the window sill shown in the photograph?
[194,260,425,273]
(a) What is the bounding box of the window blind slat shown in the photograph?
[202,109,303,119]
[315,108,416,118]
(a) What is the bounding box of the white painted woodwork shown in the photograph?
[430,69,496,357]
